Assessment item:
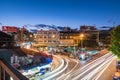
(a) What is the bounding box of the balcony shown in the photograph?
[0,58,28,80]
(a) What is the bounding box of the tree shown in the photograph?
[109,25,120,58]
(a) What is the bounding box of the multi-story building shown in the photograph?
[19,27,31,42]
[1,26,20,46]
[0,31,14,48]
[34,29,59,47]
[79,25,99,48]
[80,25,99,42]
[59,30,80,47]
[99,27,114,47]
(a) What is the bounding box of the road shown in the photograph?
[35,51,116,80]
[41,55,78,80]
[57,52,116,80]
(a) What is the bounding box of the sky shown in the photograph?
[0,0,120,29]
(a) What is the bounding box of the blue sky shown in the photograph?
[0,0,120,29]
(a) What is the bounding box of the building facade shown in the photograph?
[80,25,99,42]
[34,29,59,47]
[79,26,99,48]
[59,31,80,47]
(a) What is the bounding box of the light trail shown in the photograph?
[40,55,64,79]
[43,58,69,80]
[79,55,115,80]
[57,58,79,80]
[92,56,117,80]
[72,56,112,80]
[64,52,113,80]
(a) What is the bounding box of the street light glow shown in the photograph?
[52,35,55,38]
[80,34,84,38]
[79,34,84,48]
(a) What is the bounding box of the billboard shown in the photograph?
[2,26,18,33]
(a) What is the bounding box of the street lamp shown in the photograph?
[51,35,55,55]
[80,34,84,48]
[52,35,55,38]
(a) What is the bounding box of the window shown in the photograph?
[44,32,47,34]
[48,40,51,42]
[39,36,43,38]
[53,32,56,34]
[65,36,67,39]
[44,36,47,38]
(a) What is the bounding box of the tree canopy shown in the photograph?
[109,25,120,58]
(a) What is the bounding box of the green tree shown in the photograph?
[109,25,120,58]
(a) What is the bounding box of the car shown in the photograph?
[113,71,120,80]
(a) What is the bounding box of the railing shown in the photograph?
[0,58,28,80]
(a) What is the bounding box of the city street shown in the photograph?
[0,1,120,80]
[51,52,116,80]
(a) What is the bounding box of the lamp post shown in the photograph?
[80,34,84,48]
[51,35,55,55]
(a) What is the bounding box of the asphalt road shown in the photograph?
[41,51,116,80]
[56,52,116,80]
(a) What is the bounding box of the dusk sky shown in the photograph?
[0,0,120,29]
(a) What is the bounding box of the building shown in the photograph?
[1,26,20,46]
[34,29,59,47]
[80,25,99,42]
[80,25,97,31]
[79,25,99,48]
[0,31,14,48]
[99,27,114,47]
[19,27,30,42]
[59,30,80,47]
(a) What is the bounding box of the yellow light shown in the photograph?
[80,34,84,38]
[29,34,32,37]
[52,35,55,38]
